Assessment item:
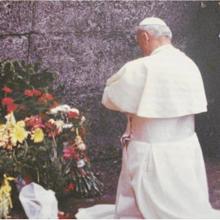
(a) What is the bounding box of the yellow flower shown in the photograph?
[0,124,8,148]
[16,120,25,127]
[0,113,28,149]
[31,128,44,143]
[10,123,28,145]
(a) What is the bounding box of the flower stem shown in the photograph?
[23,140,29,157]
[51,135,57,161]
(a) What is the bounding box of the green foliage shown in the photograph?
[0,59,56,92]
[0,59,58,121]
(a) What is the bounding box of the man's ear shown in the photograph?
[143,32,150,42]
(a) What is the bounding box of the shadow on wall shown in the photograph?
[188,2,220,158]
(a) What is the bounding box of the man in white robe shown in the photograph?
[75,17,220,219]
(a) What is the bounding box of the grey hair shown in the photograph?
[137,24,172,39]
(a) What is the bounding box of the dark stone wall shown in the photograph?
[188,2,220,158]
[0,0,220,193]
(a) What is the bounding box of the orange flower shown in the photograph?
[24,89,34,97]
[24,89,42,97]
[1,97,14,105]
[38,93,54,103]
[32,89,42,97]
[42,93,53,100]
[2,86,12,94]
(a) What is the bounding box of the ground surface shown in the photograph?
[10,156,220,219]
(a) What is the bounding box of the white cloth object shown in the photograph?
[19,182,58,219]
[75,115,220,219]
[102,44,207,118]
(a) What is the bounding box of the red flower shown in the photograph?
[67,183,75,190]
[25,115,44,129]
[67,111,79,119]
[67,108,80,119]
[64,183,75,192]
[32,89,42,97]
[7,103,17,112]
[1,97,14,105]
[44,120,60,137]
[2,86,12,94]
[63,146,76,160]
[24,89,34,97]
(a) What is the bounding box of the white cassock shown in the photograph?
[75,44,220,218]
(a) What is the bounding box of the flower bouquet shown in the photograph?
[0,59,103,218]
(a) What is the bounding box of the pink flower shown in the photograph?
[63,146,76,160]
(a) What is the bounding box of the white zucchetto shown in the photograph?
[139,17,168,26]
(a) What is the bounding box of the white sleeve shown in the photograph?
[101,61,147,113]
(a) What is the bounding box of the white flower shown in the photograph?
[62,123,73,129]
[77,142,86,151]
[49,104,71,114]
[77,159,86,168]
[54,120,65,132]
[48,119,55,124]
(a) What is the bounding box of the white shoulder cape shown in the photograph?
[102,44,207,118]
